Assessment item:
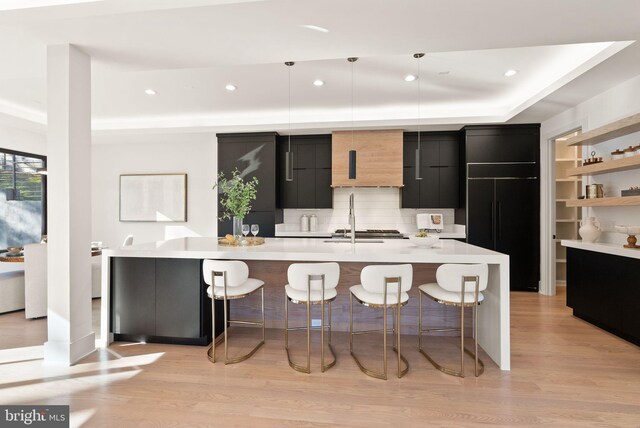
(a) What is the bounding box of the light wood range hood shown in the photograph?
[331,129,403,187]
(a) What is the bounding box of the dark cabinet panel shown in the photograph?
[277,135,332,209]
[419,166,439,208]
[112,257,156,335]
[401,131,462,208]
[439,166,460,208]
[467,180,495,251]
[465,125,539,164]
[217,133,280,236]
[402,167,419,208]
[315,169,332,208]
[567,248,638,346]
[495,179,539,291]
[218,211,279,238]
[156,259,202,339]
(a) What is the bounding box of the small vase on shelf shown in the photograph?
[579,217,601,243]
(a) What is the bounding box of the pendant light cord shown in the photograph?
[288,62,292,152]
[351,58,354,149]
[415,53,424,150]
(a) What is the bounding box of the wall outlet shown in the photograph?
[311,319,321,327]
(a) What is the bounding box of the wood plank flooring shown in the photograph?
[0,289,639,427]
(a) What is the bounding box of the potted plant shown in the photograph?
[213,168,259,240]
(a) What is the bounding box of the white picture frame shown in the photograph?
[119,173,187,222]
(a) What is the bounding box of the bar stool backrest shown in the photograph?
[287,262,340,291]
[202,260,249,287]
[122,235,134,247]
[436,263,488,293]
[361,264,413,294]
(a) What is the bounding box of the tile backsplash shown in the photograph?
[282,187,455,233]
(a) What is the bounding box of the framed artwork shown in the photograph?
[119,173,187,222]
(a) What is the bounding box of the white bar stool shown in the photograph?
[202,260,265,364]
[349,264,413,380]
[284,262,340,374]
[418,263,488,377]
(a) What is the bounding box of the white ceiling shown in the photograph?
[0,0,639,135]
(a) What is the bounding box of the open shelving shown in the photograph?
[564,112,640,147]
[567,155,640,176]
[566,195,640,207]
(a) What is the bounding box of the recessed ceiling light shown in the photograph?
[225,84,237,91]
[144,89,157,95]
[504,69,518,77]
[438,71,450,75]
[299,24,329,33]
[404,74,417,82]
[313,80,325,87]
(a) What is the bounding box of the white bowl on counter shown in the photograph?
[408,235,440,248]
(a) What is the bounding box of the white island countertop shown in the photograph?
[101,237,510,370]
[104,236,502,263]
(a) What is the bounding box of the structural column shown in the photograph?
[44,44,95,365]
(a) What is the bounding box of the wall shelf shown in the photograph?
[566,196,640,207]
[567,155,640,176]
[565,112,640,147]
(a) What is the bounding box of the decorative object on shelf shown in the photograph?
[585,183,604,199]
[583,151,603,165]
[284,61,295,182]
[213,168,259,241]
[414,52,425,180]
[347,57,358,180]
[579,217,601,243]
[611,149,625,160]
[623,146,636,158]
[6,246,23,257]
[218,236,265,246]
[621,186,640,197]
[120,173,187,222]
[614,225,640,249]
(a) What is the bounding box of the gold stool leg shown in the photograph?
[207,295,216,363]
[321,299,325,372]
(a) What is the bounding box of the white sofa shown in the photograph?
[23,243,101,319]
[0,264,25,314]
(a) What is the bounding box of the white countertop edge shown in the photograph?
[275,231,333,237]
[561,240,640,260]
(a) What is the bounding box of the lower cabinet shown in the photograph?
[566,248,639,346]
[111,257,220,345]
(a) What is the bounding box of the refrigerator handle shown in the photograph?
[496,201,501,242]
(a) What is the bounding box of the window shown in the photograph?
[0,148,47,251]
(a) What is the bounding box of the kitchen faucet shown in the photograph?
[348,192,356,244]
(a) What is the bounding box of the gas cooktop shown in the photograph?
[332,229,405,239]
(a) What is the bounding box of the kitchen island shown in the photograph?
[100,237,510,369]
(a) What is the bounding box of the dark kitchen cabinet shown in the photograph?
[217,132,282,237]
[277,134,332,209]
[567,248,639,346]
[402,131,462,208]
[465,124,540,292]
[111,258,216,345]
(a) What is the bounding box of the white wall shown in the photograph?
[0,123,46,155]
[282,187,456,233]
[91,133,217,248]
[542,73,640,245]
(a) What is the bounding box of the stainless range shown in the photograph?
[331,229,405,239]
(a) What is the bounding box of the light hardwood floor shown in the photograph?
[0,289,639,427]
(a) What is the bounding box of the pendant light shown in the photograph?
[414,53,425,180]
[348,57,358,180]
[285,61,295,182]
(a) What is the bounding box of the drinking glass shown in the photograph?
[241,224,250,245]
[251,224,259,237]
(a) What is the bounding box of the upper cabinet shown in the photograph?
[401,131,462,208]
[216,132,281,236]
[277,134,333,209]
[332,130,403,187]
[465,125,539,164]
